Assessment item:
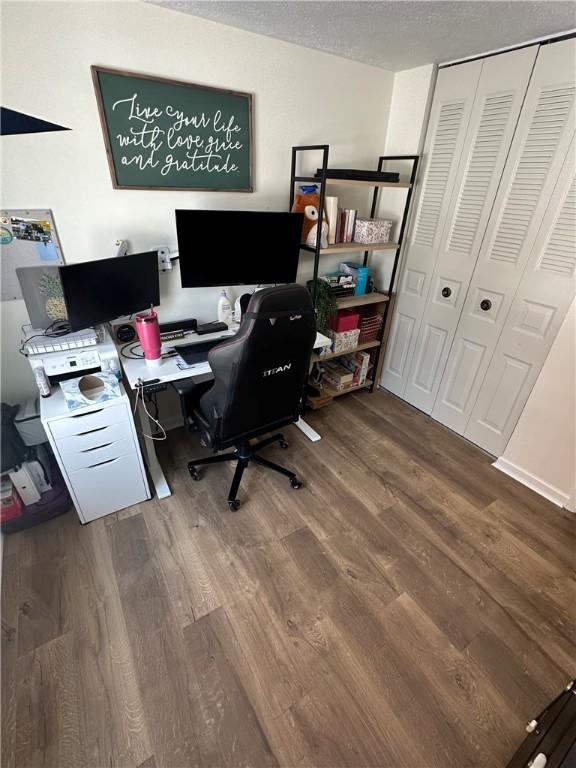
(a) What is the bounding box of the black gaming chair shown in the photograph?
[175,284,317,510]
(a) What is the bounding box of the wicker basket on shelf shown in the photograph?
[358,312,383,344]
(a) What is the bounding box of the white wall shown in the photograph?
[1,0,394,405]
[495,299,576,511]
[373,64,435,293]
[384,64,436,156]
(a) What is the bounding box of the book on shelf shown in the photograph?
[346,210,357,243]
[324,197,338,244]
[335,208,358,244]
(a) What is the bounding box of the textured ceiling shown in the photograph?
[147,1,575,71]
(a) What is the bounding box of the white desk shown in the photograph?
[117,328,331,499]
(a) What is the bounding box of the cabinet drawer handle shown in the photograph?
[441,287,451,298]
[86,457,120,469]
[81,443,112,453]
[77,426,108,436]
[480,299,492,311]
[71,408,104,419]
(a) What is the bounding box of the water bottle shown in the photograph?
[32,363,51,398]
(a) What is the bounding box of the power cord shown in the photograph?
[19,319,73,356]
[120,341,145,359]
[120,341,177,361]
[144,390,160,422]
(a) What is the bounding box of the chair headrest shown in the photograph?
[245,284,313,319]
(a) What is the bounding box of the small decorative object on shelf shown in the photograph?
[354,217,393,245]
[290,144,419,393]
[291,184,328,248]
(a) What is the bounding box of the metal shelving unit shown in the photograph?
[290,144,419,393]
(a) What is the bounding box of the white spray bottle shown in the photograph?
[217,289,233,327]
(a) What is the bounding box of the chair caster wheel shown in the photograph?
[279,439,289,449]
[290,477,302,489]
[188,465,200,481]
[228,499,241,511]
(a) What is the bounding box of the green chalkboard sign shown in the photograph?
[91,66,253,192]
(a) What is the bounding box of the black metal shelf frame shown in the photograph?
[290,145,419,393]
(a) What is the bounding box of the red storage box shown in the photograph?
[1,483,23,523]
[330,310,360,333]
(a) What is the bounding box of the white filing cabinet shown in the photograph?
[40,385,150,523]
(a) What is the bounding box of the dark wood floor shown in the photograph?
[2,390,574,768]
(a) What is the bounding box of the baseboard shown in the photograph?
[493,457,572,510]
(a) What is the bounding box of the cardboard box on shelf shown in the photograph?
[353,218,393,244]
[328,328,360,354]
[340,262,369,296]
[330,309,360,333]
[322,360,355,391]
[340,350,372,386]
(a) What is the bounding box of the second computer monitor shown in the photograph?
[59,251,160,331]
[175,210,303,288]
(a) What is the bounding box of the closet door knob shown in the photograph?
[480,299,492,311]
[441,287,451,298]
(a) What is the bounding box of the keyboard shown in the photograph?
[173,338,223,365]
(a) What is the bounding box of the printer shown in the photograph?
[24,326,121,384]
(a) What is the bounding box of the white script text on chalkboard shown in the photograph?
[112,94,243,176]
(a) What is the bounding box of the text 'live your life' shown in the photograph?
[112,93,244,176]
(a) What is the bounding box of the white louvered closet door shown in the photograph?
[381,59,482,396]
[434,38,576,452]
[400,46,539,412]
[465,135,576,454]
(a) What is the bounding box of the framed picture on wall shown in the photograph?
[91,65,254,192]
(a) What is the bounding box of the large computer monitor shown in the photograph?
[59,251,160,331]
[176,210,304,288]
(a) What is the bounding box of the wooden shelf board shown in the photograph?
[324,379,373,398]
[312,340,380,363]
[300,242,398,254]
[323,242,398,254]
[336,291,389,309]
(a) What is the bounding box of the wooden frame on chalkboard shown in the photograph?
[91,65,254,192]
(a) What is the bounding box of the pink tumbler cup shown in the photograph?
[135,308,162,367]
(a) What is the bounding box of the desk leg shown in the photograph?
[295,417,321,442]
[136,399,171,499]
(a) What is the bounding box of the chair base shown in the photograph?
[187,433,302,511]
